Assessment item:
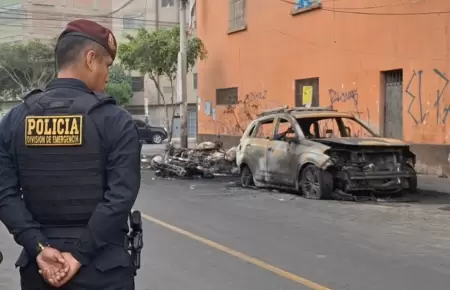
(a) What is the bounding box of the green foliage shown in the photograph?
[106,64,133,106]
[0,40,55,100]
[118,25,207,81]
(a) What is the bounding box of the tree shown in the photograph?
[106,64,133,106]
[0,40,55,100]
[118,25,207,142]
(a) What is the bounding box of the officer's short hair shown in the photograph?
[55,35,108,70]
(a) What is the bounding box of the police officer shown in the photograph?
[0,19,141,289]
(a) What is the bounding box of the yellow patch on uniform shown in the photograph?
[25,115,83,146]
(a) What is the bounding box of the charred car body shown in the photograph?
[236,106,417,199]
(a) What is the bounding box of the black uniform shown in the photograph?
[0,78,141,289]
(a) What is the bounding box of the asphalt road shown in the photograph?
[1,171,450,289]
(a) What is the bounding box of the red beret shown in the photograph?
[57,19,117,60]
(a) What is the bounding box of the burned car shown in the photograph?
[236,106,417,199]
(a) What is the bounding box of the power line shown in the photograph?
[279,0,412,10]
[279,0,449,15]
[0,15,179,26]
[108,0,135,15]
[0,7,180,25]
[321,8,450,15]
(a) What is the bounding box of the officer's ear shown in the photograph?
[85,49,97,72]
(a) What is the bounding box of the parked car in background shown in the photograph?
[236,106,417,199]
[133,119,168,144]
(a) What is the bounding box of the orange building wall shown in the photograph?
[196,0,450,145]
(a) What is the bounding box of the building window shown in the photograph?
[216,87,238,105]
[193,73,197,89]
[228,0,246,33]
[123,14,145,29]
[132,76,144,92]
[161,0,174,7]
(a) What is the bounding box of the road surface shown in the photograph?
[1,172,449,289]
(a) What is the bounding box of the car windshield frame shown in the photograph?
[295,115,378,138]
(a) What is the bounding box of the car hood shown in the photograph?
[310,137,408,147]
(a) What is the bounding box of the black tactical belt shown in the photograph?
[41,227,128,248]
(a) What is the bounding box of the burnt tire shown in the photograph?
[240,165,255,188]
[300,164,333,200]
[405,164,418,193]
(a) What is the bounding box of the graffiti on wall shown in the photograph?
[220,90,268,135]
[405,69,449,125]
[328,89,362,118]
[327,88,374,137]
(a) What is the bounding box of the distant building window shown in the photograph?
[123,14,145,29]
[216,87,238,105]
[228,0,246,33]
[163,86,173,95]
[132,76,144,92]
[161,0,174,7]
[193,73,197,89]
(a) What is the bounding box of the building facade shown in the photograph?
[0,0,113,117]
[112,0,198,138]
[0,0,112,43]
[196,0,450,175]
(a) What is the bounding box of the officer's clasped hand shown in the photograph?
[37,247,80,287]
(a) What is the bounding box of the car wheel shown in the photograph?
[404,164,418,193]
[300,164,333,200]
[240,165,255,188]
[152,133,163,144]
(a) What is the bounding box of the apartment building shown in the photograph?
[0,0,112,43]
[0,0,24,43]
[112,0,198,138]
[196,0,450,175]
[0,0,112,117]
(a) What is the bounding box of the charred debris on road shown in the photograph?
[142,140,239,178]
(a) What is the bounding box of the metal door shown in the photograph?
[172,117,181,138]
[295,77,319,107]
[383,70,403,139]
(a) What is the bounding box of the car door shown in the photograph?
[242,117,275,183]
[134,119,149,140]
[266,117,298,187]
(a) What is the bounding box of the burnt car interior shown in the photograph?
[296,117,376,139]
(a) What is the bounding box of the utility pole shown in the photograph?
[179,0,188,148]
